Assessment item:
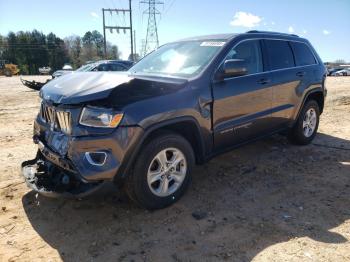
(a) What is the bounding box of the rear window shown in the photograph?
[265,40,295,70]
[290,42,317,66]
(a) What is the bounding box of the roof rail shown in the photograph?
[246,30,299,37]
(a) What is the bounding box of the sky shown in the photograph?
[0,0,349,62]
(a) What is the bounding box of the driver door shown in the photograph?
[212,39,274,151]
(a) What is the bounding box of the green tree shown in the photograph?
[128,53,140,61]
[80,31,105,62]
[91,30,104,57]
[65,35,82,68]
[0,30,119,74]
[81,31,97,62]
[47,32,69,71]
[106,42,120,60]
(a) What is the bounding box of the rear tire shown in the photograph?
[288,100,320,145]
[124,132,195,210]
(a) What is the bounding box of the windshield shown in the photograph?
[130,40,226,78]
[76,63,97,72]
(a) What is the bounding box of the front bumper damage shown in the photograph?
[22,150,107,198]
[21,115,144,198]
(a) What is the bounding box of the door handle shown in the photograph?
[296,71,306,77]
[257,78,271,85]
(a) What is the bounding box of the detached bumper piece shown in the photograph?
[21,152,106,198]
[20,77,50,91]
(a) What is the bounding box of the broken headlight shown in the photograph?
[79,107,123,128]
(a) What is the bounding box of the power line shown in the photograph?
[140,0,163,56]
[102,1,134,60]
[163,0,176,16]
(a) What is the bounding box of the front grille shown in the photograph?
[56,111,72,134]
[40,103,72,134]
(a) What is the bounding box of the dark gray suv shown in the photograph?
[22,31,327,209]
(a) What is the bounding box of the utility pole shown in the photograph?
[102,0,134,60]
[133,30,137,59]
[129,0,134,60]
[140,0,163,56]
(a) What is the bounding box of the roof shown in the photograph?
[86,60,133,65]
[245,30,300,38]
[176,34,237,42]
[175,31,300,43]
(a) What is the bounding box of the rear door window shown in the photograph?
[290,42,317,66]
[265,40,295,70]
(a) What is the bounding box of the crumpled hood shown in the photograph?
[40,72,132,104]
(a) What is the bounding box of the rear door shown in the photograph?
[263,39,299,128]
[264,39,319,128]
[212,39,274,151]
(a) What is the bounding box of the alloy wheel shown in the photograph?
[302,108,317,137]
[147,147,187,197]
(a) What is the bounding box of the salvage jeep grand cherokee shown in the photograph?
[22,31,327,209]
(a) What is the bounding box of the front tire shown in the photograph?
[124,132,195,210]
[288,100,320,145]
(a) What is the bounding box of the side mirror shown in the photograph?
[219,59,248,79]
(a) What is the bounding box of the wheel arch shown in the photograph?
[115,116,206,181]
[295,88,325,121]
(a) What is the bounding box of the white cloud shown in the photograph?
[271,21,276,25]
[230,11,262,28]
[302,29,308,34]
[90,12,99,19]
[323,29,331,35]
[288,26,294,33]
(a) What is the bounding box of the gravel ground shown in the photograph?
[0,75,349,262]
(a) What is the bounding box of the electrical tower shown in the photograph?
[102,0,134,60]
[140,0,163,56]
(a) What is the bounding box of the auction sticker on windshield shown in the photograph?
[200,41,226,47]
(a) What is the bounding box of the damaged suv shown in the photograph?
[22,31,327,209]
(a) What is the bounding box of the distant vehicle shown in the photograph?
[334,68,350,76]
[327,68,342,76]
[51,69,73,78]
[38,67,51,75]
[22,60,135,91]
[0,60,19,77]
[62,64,73,70]
[52,60,133,78]
[52,64,74,78]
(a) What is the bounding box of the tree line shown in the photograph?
[0,30,121,75]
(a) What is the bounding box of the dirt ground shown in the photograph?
[0,75,349,262]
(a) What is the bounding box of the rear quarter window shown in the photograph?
[265,40,295,70]
[290,42,317,66]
